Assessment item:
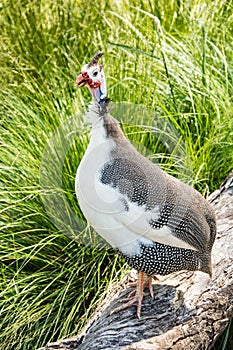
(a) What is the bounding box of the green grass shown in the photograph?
[0,0,233,349]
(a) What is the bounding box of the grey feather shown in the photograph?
[100,114,216,259]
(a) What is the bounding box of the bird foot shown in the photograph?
[111,295,143,318]
[110,272,155,318]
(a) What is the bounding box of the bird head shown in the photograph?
[76,52,107,104]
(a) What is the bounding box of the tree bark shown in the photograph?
[40,172,233,350]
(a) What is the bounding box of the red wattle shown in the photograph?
[79,71,101,89]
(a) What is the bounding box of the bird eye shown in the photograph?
[93,71,98,77]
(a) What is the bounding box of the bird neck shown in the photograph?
[86,100,125,141]
[88,85,105,103]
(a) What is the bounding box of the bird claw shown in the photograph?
[120,290,146,303]
[111,296,141,317]
[110,272,156,318]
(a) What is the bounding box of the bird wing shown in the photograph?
[113,197,200,251]
[99,144,210,253]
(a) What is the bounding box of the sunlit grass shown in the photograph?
[1,0,233,349]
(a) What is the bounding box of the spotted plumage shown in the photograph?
[117,242,208,276]
[75,52,216,317]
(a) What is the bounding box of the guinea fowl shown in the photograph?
[75,52,216,318]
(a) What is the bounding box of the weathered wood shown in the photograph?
[40,172,233,350]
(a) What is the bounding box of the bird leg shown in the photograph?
[128,274,158,298]
[147,275,154,298]
[111,271,155,318]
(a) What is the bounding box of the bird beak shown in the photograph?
[76,72,88,87]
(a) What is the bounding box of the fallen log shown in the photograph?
[40,172,233,350]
